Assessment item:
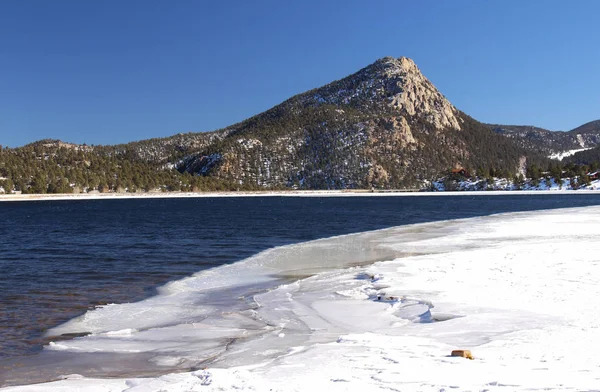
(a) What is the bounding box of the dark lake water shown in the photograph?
[1,194,600,363]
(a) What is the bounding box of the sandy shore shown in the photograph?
[1,188,599,202]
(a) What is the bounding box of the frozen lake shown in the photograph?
[2,195,600,389]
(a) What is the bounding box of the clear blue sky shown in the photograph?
[1,0,599,147]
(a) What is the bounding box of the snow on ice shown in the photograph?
[4,206,600,391]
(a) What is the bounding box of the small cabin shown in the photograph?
[451,168,470,177]
[587,172,599,180]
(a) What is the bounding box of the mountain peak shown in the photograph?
[367,56,421,79]
[375,56,417,69]
[304,56,461,131]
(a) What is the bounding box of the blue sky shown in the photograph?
[1,0,599,147]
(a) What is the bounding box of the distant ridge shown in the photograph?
[488,120,600,155]
[569,119,600,135]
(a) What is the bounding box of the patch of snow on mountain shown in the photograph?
[548,147,591,160]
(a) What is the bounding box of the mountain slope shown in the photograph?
[568,119,600,135]
[176,57,542,189]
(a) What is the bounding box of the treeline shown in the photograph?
[0,143,262,194]
[525,161,599,189]
[445,160,599,190]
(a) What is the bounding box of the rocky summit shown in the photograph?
[296,56,462,132]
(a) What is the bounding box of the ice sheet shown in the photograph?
[1,218,414,384]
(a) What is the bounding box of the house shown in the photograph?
[451,168,471,177]
[587,172,599,180]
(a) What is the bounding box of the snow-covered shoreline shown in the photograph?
[4,206,600,391]
[1,188,600,203]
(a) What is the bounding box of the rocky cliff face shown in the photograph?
[297,57,462,132]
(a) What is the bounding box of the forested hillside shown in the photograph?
[564,145,600,166]
[488,120,600,155]
[0,141,251,194]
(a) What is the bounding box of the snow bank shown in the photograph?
[4,206,600,391]
[548,147,592,160]
[432,176,600,191]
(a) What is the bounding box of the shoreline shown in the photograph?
[0,216,440,391]
[4,206,600,391]
[1,188,600,202]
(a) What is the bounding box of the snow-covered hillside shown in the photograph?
[431,176,600,191]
